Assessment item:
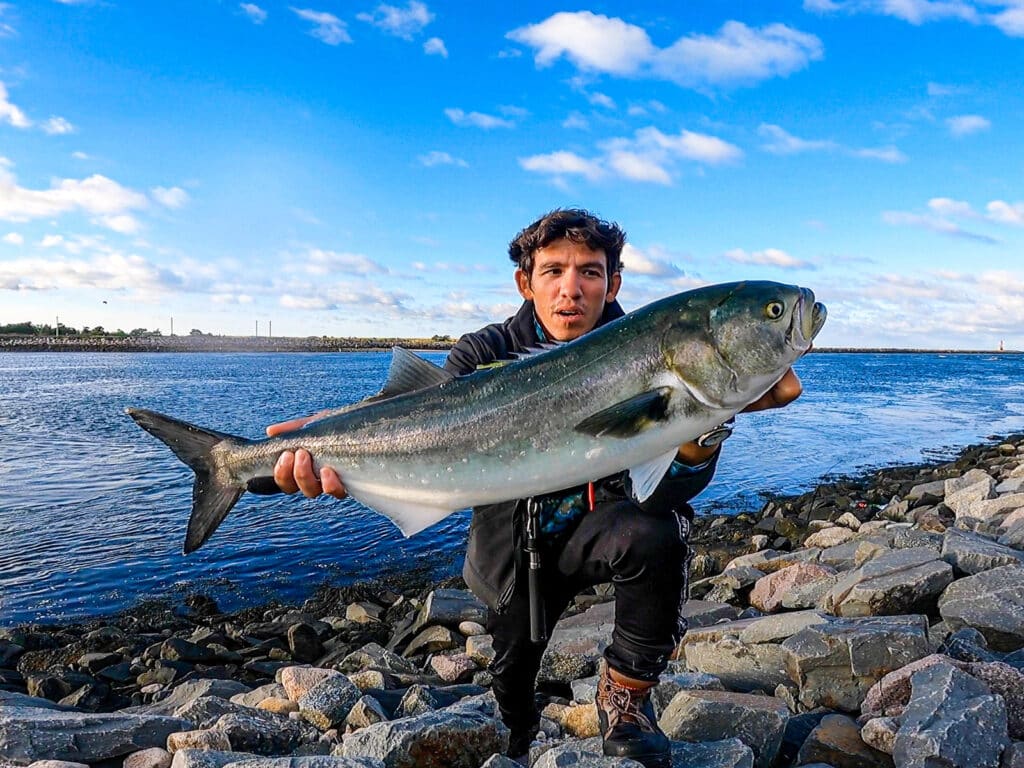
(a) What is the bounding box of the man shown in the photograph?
[269,209,802,766]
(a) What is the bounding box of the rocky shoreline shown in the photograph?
[4,436,1024,768]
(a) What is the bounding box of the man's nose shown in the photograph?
[559,270,583,296]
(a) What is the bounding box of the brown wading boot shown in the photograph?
[596,662,670,768]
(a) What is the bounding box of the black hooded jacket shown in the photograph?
[444,300,718,612]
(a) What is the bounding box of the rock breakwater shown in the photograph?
[4,435,1024,767]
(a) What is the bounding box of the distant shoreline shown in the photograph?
[0,335,1018,354]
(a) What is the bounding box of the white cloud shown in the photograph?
[418,150,467,167]
[508,13,823,90]
[759,124,906,163]
[497,104,530,118]
[96,214,142,234]
[562,112,589,130]
[302,248,388,276]
[724,248,813,269]
[759,124,834,154]
[620,243,684,276]
[0,4,15,38]
[630,127,742,164]
[508,12,656,76]
[2,232,22,245]
[0,82,31,128]
[291,8,351,45]
[946,114,990,136]
[520,126,740,186]
[151,186,190,208]
[0,162,149,224]
[240,3,267,23]
[72,151,89,160]
[882,209,999,243]
[423,36,447,57]
[357,1,432,40]
[805,0,1024,37]
[852,145,908,162]
[42,116,75,135]
[987,200,1024,225]
[926,81,967,97]
[444,108,514,129]
[0,251,184,293]
[588,92,616,109]
[518,151,604,181]
[606,151,671,184]
[928,197,975,217]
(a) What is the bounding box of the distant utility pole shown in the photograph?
[269,320,272,338]
[170,317,174,336]
[55,315,59,338]
[255,320,259,337]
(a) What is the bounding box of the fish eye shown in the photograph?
[764,301,785,320]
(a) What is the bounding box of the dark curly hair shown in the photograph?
[508,208,626,280]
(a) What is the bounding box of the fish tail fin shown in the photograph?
[127,407,246,554]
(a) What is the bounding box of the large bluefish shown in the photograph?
[129,280,826,553]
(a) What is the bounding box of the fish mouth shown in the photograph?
[787,288,827,350]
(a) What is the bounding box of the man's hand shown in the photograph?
[740,367,803,413]
[266,414,348,499]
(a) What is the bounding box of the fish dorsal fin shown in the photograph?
[379,347,454,398]
[348,487,457,537]
[574,387,672,438]
[628,449,679,503]
[511,342,562,360]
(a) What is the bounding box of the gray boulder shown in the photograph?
[658,690,788,768]
[939,564,1024,651]
[340,708,508,768]
[795,713,893,768]
[129,680,252,717]
[298,674,361,730]
[650,672,725,718]
[214,710,319,755]
[893,663,1009,768]
[221,759,385,768]
[532,736,753,768]
[0,708,190,763]
[339,645,416,676]
[942,528,1024,575]
[781,615,930,711]
[171,750,258,768]
[823,547,953,617]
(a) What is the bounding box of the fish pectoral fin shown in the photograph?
[573,387,672,438]
[350,488,458,537]
[378,347,455,399]
[628,449,680,503]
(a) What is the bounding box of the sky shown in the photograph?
[0,1,1023,349]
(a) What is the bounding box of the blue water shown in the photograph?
[1,351,1023,624]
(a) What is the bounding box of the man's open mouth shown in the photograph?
[556,308,583,318]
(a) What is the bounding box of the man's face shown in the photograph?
[515,238,622,342]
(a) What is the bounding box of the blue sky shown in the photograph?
[1,0,1022,349]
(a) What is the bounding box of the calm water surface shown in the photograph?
[1,351,1022,623]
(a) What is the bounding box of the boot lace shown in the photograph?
[600,676,658,732]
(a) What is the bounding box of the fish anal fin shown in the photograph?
[628,449,679,503]
[349,487,458,537]
[574,387,672,438]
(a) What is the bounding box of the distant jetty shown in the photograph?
[0,335,1018,354]
[0,334,455,353]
